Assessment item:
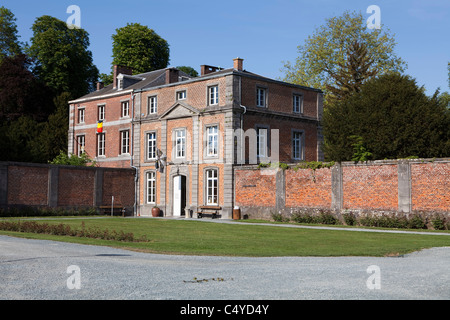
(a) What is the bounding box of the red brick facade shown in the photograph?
[68,58,324,218]
[234,159,449,219]
[1,162,135,211]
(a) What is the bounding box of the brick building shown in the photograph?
[68,58,324,218]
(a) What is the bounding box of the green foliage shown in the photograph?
[0,220,146,242]
[27,15,99,99]
[49,151,95,167]
[350,135,373,162]
[176,66,198,77]
[322,73,450,161]
[0,6,22,60]
[282,10,406,105]
[112,23,170,75]
[294,161,335,171]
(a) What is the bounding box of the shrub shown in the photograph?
[431,215,447,230]
[271,212,289,222]
[343,212,356,226]
[407,214,427,229]
[0,220,147,242]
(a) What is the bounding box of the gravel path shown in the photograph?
[1,234,449,300]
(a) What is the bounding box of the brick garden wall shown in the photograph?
[0,162,135,212]
[234,159,450,219]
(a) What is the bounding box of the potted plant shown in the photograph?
[152,206,160,217]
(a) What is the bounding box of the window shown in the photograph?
[209,85,219,105]
[98,105,105,121]
[78,108,85,123]
[146,171,156,204]
[121,101,129,118]
[147,132,157,160]
[77,135,85,156]
[175,129,186,158]
[177,90,186,100]
[292,131,303,160]
[206,169,218,205]
[293,94,303,113]
[121,130,130,154]
[97,133,105,156]
[206,125,218,156]
[148,96,157,114]
[257,127,267,158]
[256,87,266,107]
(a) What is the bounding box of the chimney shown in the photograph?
[96,82,104,91]
[113,65,133,89]
[233,57,244,71]
[165,68,180,84]
[200,65,222,76]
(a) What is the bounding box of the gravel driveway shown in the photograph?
[1,234,449,301]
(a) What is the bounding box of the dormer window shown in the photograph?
[117,74,124,90]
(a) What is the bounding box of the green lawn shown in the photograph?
[1,217,449,257]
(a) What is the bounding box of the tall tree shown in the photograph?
[282,11,406,105]
[325,40,378,102]
[111,23,170,75]
[27,15,98,99]
[0,54,53,122]
[322,73,450,161]
[0,6,22,61]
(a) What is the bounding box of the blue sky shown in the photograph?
[2,0,449,95]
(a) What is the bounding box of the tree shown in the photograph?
[111,23,170,75]
[325,40,378,103]
[282,11,406,105]
[0,6,22,61]
[322,73,450,161]
[27,15,98,99]
[36,92,71,162]
[0,54,53,122]
[176,66,198,77]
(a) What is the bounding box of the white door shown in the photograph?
[173,176,181,216]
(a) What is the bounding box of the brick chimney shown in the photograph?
[96,82,104,91]
[233,57,244,71]
[113,65,133,89]
[200,65,222,76]
[165,68,180,84]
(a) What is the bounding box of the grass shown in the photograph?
[0,217,449,257]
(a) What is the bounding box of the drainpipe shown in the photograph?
[130,92,138,216]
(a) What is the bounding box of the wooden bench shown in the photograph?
[196,206,222,219]
[99,206,126,216]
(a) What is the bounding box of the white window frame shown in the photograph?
[121,101,130,118]
[257,127,267,158]
[206,169,218,206]
[256,87,266,108]
[148,96,157,114]
[175,129,186,158]
[292,131,303,160]
[206,125,218,157]
[120,130,130,155]
[293,94,303,114]
[147,132,157,160]
[209,85,219,105]
[97,133,105,157]
[78,108,85,124]
[146,171,156,204]
[98,105,105,121]
[177,90,186,100]
[77,135,85,157]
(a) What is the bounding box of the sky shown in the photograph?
[2,0,449,95]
